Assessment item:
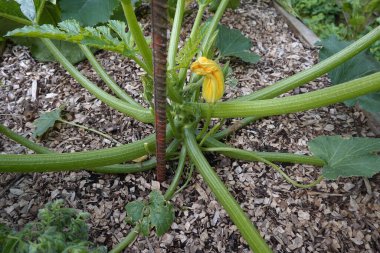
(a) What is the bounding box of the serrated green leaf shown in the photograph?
[15,0,35,21]
[216,24,260,64]
[318,36,380,113]
[7,20,138,58]
[125,200,145,225]
[309,136,380,179]
[0,0,88,64]
[148,191,174,236]
[108,20,131,46]
[60,0,119,26]
[33,108,62,137]
[149,203,174,236]
[58,19,81,34]
[176,31,204,69]
[149,190,165,207]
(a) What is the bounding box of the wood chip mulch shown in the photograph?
[0,0,379,252]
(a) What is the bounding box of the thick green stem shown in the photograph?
[0,123,181,174]
[236,25,380,102]
[79,45,142,107]
[184,127,272,253]
[204,137,325,166]
[89,159,157,174]
[120,0,153,74]
[200,0,230,53]
[167,0,185,69]
[0,134,156,172]
[164,145,187,200]
[40,38,154,123]
[213,27,380,140]
[196,72,380,118]
[189,3,206,40]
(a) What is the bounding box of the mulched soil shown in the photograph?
[1,0,379,252]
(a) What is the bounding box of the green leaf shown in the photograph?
[216,24,260,64]
[149,204,174,236]
[309,136,380,179]
[148,191,174,236]
[15,0,36,21]
[6,19,138,58]
[33,108,62,137]
[125,200,145,225]
[0,200,106,253]
[149,190,166,207]
[318,36,380,113]
[26,38,88,63]
[60,0,119,26]
[124,190,174,237]
[0,0,30,36]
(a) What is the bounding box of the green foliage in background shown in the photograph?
[318,36,380,114]
[276,0,380,60]
[0,200,107,253]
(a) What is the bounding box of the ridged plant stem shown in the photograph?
[197,72,380,118]
[184,127,272,253]
[236,25,380,102]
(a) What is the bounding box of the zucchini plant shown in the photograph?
[1,0,380,252]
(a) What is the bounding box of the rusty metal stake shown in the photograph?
[152,0,167,182]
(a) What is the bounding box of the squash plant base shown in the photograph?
[0,2,379,253]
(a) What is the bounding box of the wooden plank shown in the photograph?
[273,1,320,48]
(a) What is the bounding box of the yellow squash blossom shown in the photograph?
[190,57,224,103]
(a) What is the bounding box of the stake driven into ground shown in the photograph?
[152,0,168,182]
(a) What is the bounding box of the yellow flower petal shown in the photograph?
[190,57,224,103]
